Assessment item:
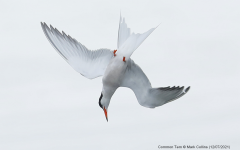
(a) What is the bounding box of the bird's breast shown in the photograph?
[102,57,127,88]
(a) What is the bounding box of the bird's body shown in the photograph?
[103,56,126,88]
[41,14,190,121]
[101,56,126,105]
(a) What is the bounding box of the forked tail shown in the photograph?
[116,14,157,61]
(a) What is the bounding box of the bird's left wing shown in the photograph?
[121,59,190,108]
[41,22,114,79]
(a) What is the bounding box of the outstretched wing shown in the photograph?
[41,22,114,79]
[121,59,190,108]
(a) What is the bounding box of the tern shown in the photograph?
[41,15,190,121]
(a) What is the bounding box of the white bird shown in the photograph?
[41,15,190,121]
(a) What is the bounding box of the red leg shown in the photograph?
[123,57,126,62]
[113,50,117,56]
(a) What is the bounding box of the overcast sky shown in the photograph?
[0,0,240,150]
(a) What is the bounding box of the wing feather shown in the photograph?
[121,59,190,108]
[41,22,114,79]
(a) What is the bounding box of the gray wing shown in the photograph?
[41,22,114,79]
[121,59,190,108]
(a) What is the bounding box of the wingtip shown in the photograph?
[50,24,54,29]
[184,86,191,93]
[40,22,45,27]
[155,23,162,29]
[41,22,47,26]
[40,22,48,32]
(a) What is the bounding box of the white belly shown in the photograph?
[102,56,127,88]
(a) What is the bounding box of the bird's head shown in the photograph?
[98,93,110,122]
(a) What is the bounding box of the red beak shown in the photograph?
[103,107,108,122]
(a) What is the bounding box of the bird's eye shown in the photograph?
[98,93,103,108]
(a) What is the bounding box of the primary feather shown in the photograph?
[121,59,190,108]
[41,22,113,79]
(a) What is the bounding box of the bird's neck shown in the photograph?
[102,85,117,100]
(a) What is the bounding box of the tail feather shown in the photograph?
[117,15,157,60]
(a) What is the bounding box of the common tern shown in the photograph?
[41,15,190,121]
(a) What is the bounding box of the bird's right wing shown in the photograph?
[121,59,190,108]
[41,22,114,79]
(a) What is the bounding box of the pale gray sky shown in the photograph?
[0,0,239,149]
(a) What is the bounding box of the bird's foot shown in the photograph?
[123,57,126,62]
[113,50,117,56]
